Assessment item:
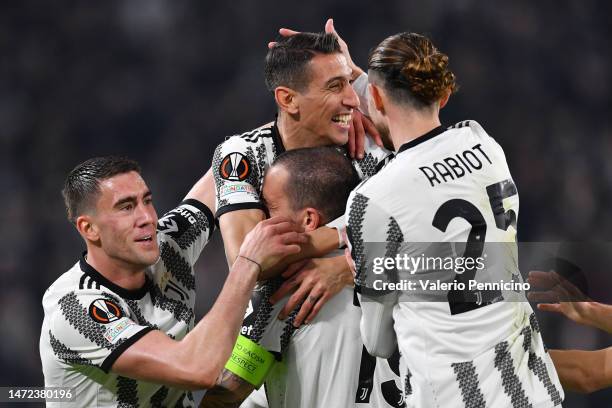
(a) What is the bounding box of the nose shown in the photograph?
[136,202,157,228]
[343,82,360,110]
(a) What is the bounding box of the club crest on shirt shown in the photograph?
[219,152,251,181]
[89,298,124,324]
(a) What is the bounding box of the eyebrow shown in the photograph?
[324,75,349,87]
[113,190,152,208]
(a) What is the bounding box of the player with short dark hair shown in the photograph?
[214,24,389,320]
[269,146,359,220]
[40,156,305,407]
[264,32,341,93]
[346,32,564,407]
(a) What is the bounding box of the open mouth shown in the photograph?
[332,113,352,127]
[135,235,154,243]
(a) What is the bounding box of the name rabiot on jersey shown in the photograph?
[346,120,563,408]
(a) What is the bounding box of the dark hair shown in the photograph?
[62,156,141,223]
[264,32,341,93]
[272,147,359,224]
[368,32,457,108]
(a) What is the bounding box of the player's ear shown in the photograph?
[274,86,299,115]
[439,89,451,109]
[302,208,321,232]
[76,215,100,242]
[369,83,385,114]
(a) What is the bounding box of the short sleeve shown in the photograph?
[157,199,215,267]
[345,191,402,299]
[352,137,393,180]
[212,136,267,218]
[48,290,152,373]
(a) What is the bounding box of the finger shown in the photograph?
[526,271,558,289]
[270,274,303,304]
[537,303,562,313]
[280,283,311,319]
[347,119,356,158]
[268,41,277,49]
[279,28,300,37]
[361,114,384,147]
[282,259,310,278]
[261,216,292,226]
[269,221,300,235]
[325,18,334,34]
[353,111,365,159]
[278,231,309,246]
[293,292,321,327]
[304,293,329,324]
[275,244,302,257]
[527,291,559,303]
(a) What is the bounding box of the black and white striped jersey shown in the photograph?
[346,121,564,407]
[40,199,214,407]
[212,120,391,219]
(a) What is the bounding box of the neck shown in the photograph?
[85,245,146,290]
[277,112,324,151]
[387,104,441,151]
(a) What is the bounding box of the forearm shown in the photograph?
[581,302,612,333]
[184,167,216,211]
[219,210,265,266]
[549,348,612,393]
[112,259,257,392]
[179,258,259,386]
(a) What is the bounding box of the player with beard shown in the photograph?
[346,33,564,407]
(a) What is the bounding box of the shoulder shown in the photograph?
[217,122,276,150]
[448,119,497,142]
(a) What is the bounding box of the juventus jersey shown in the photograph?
[346,121,563,407]
[40,199,214,407]
[212,120,391,218]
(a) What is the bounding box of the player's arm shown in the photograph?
[112,217,306,389]
[184,167,216,213]
[548,348,612,393]
[357,293,397,358]
[345,192,402,354]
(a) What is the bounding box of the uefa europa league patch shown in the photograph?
[89,298,124,324]
[219,152,251,181]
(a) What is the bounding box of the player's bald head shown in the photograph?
[264,32,341,93]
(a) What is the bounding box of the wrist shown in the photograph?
[233,256,260,279]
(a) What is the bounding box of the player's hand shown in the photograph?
[527,270,593,325]
[268,18,364,80]
[269,255,353,327]
[348,109,384,159]
[239,216,307,280]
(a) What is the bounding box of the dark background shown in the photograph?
[1,1,610,406]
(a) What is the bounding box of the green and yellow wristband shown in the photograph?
[224,335,275,388]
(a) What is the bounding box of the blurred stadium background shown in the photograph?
[1,1,610,406]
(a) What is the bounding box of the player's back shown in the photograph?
[350,121,563,407]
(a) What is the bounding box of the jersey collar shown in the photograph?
[396,125,446,154]
[80,253,152,300]
[272,117,286,155]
